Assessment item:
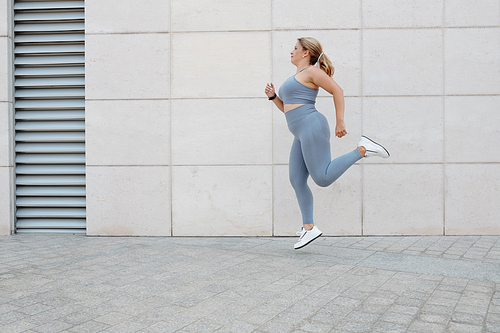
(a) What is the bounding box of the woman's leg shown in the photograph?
[300,113,362,187]
[289,137,323,250]
[289,138,314,225]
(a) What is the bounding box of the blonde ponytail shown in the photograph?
[297,37,335,77]
[317,52,334,77]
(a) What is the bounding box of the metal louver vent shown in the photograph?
[14,0,85,233]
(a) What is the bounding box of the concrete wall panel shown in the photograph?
[86,33,170,100]
[0,37,10,102]
[171,0,271,32]
[363,0,443,28]
[172,166,272,236]
[0,167,10,235]
[273,0,360,30]
[444,28,500,95]
[171,98,272,165]
[0,0,8,37]
[446,164,500,235]
[171,32,271,98]
[445,0,500,27]
[363,29,443,96]
[364,164,444,235]
[87,166,171,236]
[445,96,500,163]
[363,97,444,164]
[86,100,170,166]
[85,0,170,34]
[0,1,12,235]
[0,102,9,167]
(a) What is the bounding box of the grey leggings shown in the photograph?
[285,104,362,225]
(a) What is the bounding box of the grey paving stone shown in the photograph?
[0,310,28,325]
[450,312,486,325]
[26,308,71,326]
[355,303,390,315]
[446,321,483,333]
[402,291,432,300]
[59,307,112,326]
[329,296,363,309]
[394,296,426,307]
[2,235,500,333]
[418,313,449,324]
[488,305,500,315]
[297,320,334,332]
[32,320,73,333]
[436,284,466,293]
[258,319,297,333]
[426,296,459,308]
[218,320,259,333]
[408,320,447,332]
[442,252,461,259]
[176,318,223,333]
[237,310,274,326]
[334,320,374,333]
[94,312,134,326]
[432,290,462,301]
[487,313,500,323]
[339,290,371,301]
[424,250,444,256]
[370,321,409,333]
[15,303,52,316]
[454,304,489,316]
[380,312,415,325]
[403,250,423,255]
[359,252,500,283]
[421,304,455,316]
[0,320,37,333]
[485,322,500,333]
[67,320,110,333]
[0,303,20,315]
[362,296,396,306]
[388,304,420,315]
[309,310,344,325]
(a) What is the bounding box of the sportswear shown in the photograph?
[278,73,318,105]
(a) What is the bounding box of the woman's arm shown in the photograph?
[272,96,285,113]
[310,68,347,137]
[265,83,285,113]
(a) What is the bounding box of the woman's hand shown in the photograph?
[335,120,347,138]
[265,83,276,98]
[265,82,285,113]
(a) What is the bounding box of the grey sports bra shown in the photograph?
[278,68,319,104]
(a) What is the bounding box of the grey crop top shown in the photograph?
[278,72,319,104]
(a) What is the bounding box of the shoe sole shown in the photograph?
[294,232,323,250]
[362,135,390,157]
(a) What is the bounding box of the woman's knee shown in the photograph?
[289,174,307,190]
[311,175,332,188]
[316,180,331,188]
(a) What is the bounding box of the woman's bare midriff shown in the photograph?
[284,103,305,113]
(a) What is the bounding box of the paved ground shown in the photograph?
[1,234,500,332]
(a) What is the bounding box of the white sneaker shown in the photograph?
[294,226,322,250]
[358,136,390,158]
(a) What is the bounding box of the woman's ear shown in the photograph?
[303,50,310,58]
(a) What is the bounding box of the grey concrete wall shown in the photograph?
[0,0,14,235]
[86,0,500,236]
[2,0,497,236]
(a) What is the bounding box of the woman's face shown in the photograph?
[290,41,307,65]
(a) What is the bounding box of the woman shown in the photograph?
[265,37,389,250]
